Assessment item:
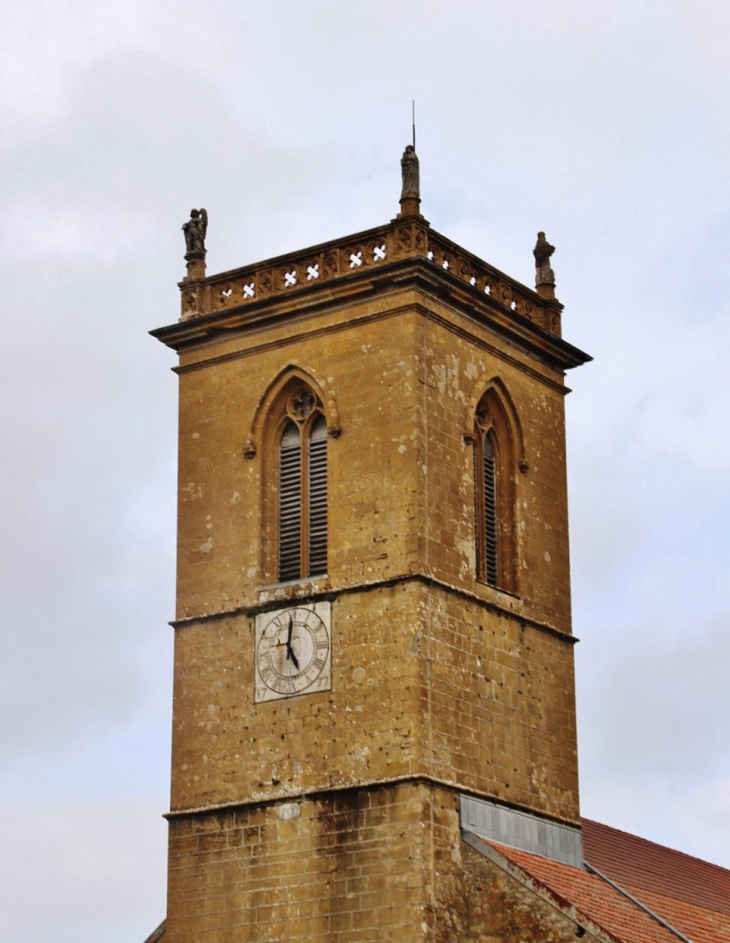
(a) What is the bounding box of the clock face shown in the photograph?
[254,603,331,703]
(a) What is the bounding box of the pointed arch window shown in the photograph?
[474,391,516,592]
[277,385,328,582]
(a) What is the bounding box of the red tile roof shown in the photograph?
[627,888,730,943]
[582,818,730,943]
[583,818,730,918]
[470,820,730,943]
[485,839,680,943]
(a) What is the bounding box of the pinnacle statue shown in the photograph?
[533,231,555,288]
[400,144,420,198]
[183,208,208,261]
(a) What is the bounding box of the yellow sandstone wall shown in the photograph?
[170,283,577,819]
[171,579,577,821]
[173,287,572,633]
[164,266,581,940]
[165,783,586,943]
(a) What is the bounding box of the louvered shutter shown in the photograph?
[483,435,499,586]
[279,421,302,581]
[307,415,328,577]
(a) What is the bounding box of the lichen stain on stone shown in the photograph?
[455,534,475,571]
[431,354,462,398]
[351,745,370,763]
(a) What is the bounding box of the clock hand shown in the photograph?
[285,616,300,671]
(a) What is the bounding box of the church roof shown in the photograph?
[471,818,730,943]
[584,818,730,925]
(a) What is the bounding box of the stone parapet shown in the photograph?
[178,217,563,337]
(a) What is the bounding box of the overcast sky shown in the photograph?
[2,1,729,940]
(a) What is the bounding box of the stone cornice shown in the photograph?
[169,571,577,644]
[164,774,581,830]
[164,297,574,397]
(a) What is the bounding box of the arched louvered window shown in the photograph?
[277,386,328,582]
[479,433,499,586]
[474,392,515,591]
[279,421,303,581]
[307,415,328,576]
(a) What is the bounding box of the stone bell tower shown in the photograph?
[152,149,590,941]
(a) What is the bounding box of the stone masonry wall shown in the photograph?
[171,578,577,823]
[166,783,429,942]
[170,282,578,822]
[165,267,583,939]
[416,296,573,632]
[173,282,572,633]
[166,782,589,943]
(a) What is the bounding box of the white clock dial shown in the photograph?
[254,603,331,703]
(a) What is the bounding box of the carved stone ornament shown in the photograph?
[322,250,338,278]
[395,225,413,252]
[183,288,198,313]
[183,208,208,261]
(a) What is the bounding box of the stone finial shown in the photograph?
[533,231,556,300]
[183,207,208,279]
[399,145,421,217]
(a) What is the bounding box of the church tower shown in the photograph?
[152,149,591,941]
